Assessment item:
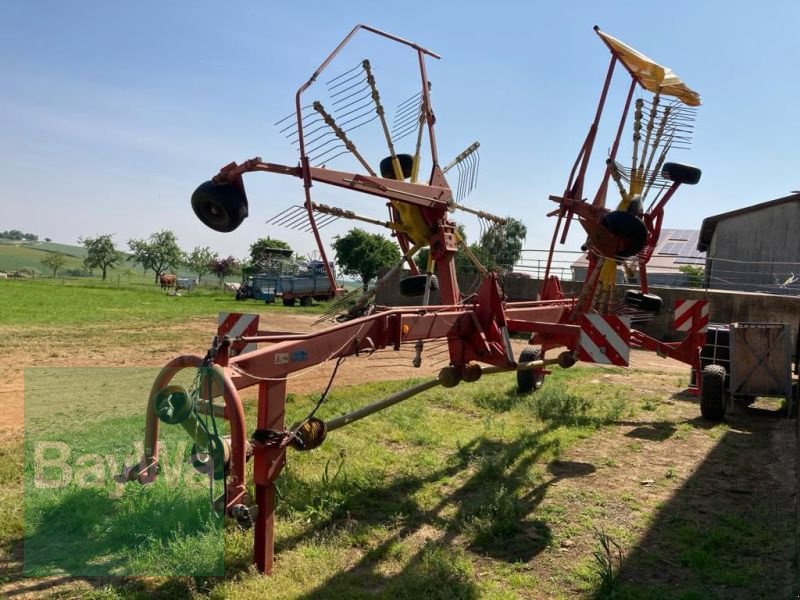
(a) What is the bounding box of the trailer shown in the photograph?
[237,260,338,305]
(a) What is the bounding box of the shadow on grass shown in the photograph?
[606,404,797,599]
[269,425,598,599]
[23,482,223,578]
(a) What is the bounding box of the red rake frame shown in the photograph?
[133,24,707,575]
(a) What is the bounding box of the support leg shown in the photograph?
[253,378,287,575]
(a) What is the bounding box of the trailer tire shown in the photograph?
[282,298,296,307]
[300,297,312,307]
[517,346,545,394]
[700,364,726,421]
[400,274,439,297]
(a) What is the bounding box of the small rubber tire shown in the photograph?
[623,290,663,313]
[282,297,296,307]
[399,274,439,298]
[601,211,648,258]
[517,346,545,394]
[191,180,249,233]
[662,162,702,186]
[700,364,726,421]
[379,154,414,180]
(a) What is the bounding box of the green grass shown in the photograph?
[3,362,635,596]
[0,242,86,273]
[0,279,329,328]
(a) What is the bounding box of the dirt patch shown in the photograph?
[0,312,690,435]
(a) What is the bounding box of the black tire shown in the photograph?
[601,211,648,258]
[517,346,545,394]
[191,180,249,233]
[700,364,726,421]
[623,290,662,313]
[662,162,702,186]
[379,154,414,180]
[399,274,439,298]
[300,297,312,307]
[282,297,296,307]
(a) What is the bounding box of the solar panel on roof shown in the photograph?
[674,256,706,265]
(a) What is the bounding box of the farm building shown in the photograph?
[698,192,800,295]
[570,228,706,287]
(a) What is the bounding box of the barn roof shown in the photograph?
[697,192,800,252]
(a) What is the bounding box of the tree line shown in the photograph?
[38,219,528,290]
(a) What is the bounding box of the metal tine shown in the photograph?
[396,90,423,110]
[303,128,336,148]
[344,115,379,135]
[393,102,422,123]
[471,150,481,193]
[274,105,315,129]
[311,215,339,230]
[266,205,300,224]
[391,123,419,143]
[312,149,349,166]
[327,70,364,92]
[338,104,376,126]
[283,212,311,230]
[306,137,341,157]
[325,62,363,85]
[310,141,346,161]
[269,207,307,227]
[329,76,368,99]
[336,99,374,121]
[266,207,305,228]
[330,80,368,104]
[334,90,372,114]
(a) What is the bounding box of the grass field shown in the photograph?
[0,279,796,599]
[0,241,86,274]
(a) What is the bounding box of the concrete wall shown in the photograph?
[708,201,800,295]
[375,271,799,351]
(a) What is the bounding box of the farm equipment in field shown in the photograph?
[126,24,710,575]
[237,260,337,306]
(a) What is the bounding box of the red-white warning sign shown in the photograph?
[673,300,709,333]
[218,313,259,357]
[577,314,631,366]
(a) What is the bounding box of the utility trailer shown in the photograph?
[693,321,798,420]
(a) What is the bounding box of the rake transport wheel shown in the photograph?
[399,274,439,297]
[517,346,545,394]
[700,364,727,421]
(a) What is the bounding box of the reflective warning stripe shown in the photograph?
[673,300,709,333]
[218,313,259,356]
[577,314,631,366]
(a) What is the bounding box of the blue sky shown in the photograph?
[2,1,798,267]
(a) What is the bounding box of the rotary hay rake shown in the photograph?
[124,24,711,575]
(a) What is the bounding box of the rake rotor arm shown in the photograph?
[214,159,452,210]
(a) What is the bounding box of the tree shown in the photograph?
[250,237,293,269]
[41,252,67,277]
[128,230,184,283]
[80,234,123,280]
[184,246,217,283]
[679,264,705,288]
[475,218,527,273]
[209,255,240,287]
[333,229,401,291]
